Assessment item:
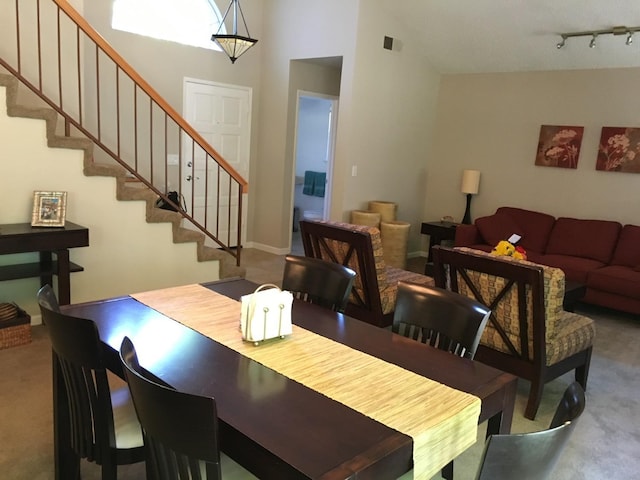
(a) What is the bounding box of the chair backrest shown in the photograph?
[299,219,387,319]
[37,284,119,464]
[282,254,356,313]
[475,382,585,480]
[432,246,558,363]
[119,337,222,480]
[392,281,491,359]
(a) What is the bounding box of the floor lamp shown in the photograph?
[461,170,481,224]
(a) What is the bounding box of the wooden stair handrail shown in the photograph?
[53,0,248,194]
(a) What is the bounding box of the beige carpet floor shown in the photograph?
[1,249,638,479]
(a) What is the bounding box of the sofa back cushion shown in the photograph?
[545,217,621,263]
[495,207,556,253]
[475,214,524,249]
[611,224,640,268]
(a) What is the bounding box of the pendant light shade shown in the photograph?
[212,0,258,64]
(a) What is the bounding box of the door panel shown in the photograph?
[183,79,251,246]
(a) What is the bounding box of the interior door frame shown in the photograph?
[291,89,339,231]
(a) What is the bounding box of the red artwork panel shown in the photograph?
[535,125,584,169]
[597,127,640,173]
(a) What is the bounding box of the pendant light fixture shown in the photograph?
[211,0,258,64]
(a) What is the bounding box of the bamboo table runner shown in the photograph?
[132,284,481,479]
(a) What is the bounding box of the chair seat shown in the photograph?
[546,311,596,366]
[111,386,144,449]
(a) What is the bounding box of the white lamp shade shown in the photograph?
[461,170,481,194]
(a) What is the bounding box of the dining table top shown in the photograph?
[61,277,517,480]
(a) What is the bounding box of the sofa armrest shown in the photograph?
[455,224,482,246]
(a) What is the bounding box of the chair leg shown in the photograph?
[574,348,593,390]
[441,460,453,480]
[524,377,545,420]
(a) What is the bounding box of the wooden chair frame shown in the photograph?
[300,220,392,326]
[282,254,356,313]
[432,246,593,420]
[37,285,145,479]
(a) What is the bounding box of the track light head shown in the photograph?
[556,25,640,49]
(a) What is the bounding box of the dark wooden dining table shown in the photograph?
[56,278,517,480]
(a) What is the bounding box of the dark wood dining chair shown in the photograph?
[282,254,356,313]
[392,281,491,480]
[475,382,586,480]
[119,336,256,480]
[392,281,491,360]
[37,285,145,480]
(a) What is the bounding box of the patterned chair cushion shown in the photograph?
[312,221,434,315]
[314,222,388,307]
[547,311,596,365]
[453,247,593,363]
[383,267,435,314]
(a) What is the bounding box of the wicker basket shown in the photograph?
[0,303,32,350]
[368,201,397,223]
[380,221,411,269]
[350,210,381,227]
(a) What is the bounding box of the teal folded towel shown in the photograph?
[303,170,315,195]
[313,172,326,197]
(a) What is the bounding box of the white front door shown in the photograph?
[182,78,251,246]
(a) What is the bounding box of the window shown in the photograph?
[112,0,225,51]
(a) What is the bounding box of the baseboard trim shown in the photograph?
[243,241,290,256]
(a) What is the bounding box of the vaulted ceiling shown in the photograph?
[386,0,640,74]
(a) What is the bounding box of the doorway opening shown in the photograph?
[291,91,339,254]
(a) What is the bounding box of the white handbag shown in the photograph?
[240,284,293,345]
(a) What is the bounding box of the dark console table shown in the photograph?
[421,221,458,275]
[0,222,89,305]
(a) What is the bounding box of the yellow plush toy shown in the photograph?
[491,240,527,260]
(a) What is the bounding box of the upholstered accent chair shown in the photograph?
[299,220,434,327]
[432,246,595,420]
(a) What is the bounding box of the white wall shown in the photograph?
[257,0,441,253]
[338,2,441,252]
[0,87,220,320]
[82,0,264,241]
[426,68,640,226]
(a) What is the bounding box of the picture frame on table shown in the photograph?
[31,191,67,227]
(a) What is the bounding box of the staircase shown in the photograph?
[0,73,245,279]
[0,0,247,280]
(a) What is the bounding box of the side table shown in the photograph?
[421,221,458,276]
[0,222,89,305]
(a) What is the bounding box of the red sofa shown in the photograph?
[455,206,640,315]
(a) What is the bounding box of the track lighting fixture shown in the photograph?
[556,25,640,48]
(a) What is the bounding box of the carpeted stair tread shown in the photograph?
[2,72,244,280]
[174,227,205,243]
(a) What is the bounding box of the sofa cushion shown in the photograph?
[475,214,524,249]
[495,207,556,253]
[611,224,640,268]
[587,265,640,299]
[540,254,606,284]
[545,217,621,264]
